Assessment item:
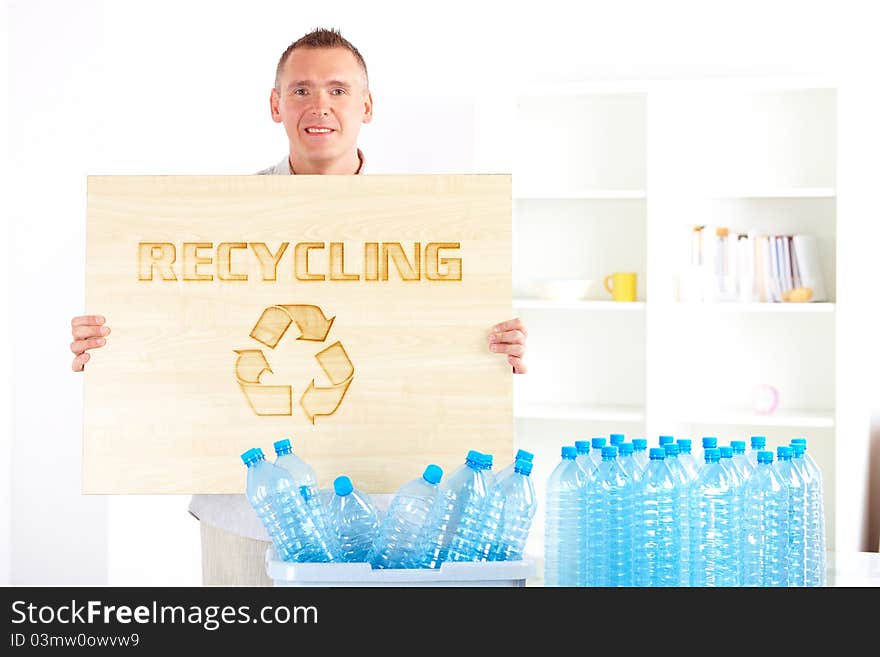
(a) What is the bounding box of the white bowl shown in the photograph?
[535,278,593,301]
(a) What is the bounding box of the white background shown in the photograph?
[4,0,879,584]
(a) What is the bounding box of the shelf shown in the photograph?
[514,299,645,311]
[668,302,835,313]
[514,189,646,200]
[514,403,645,423]
[663,408,835,429]
[674,188,835,199]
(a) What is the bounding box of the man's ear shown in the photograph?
[362,91,373,124]
[269,88,283,123]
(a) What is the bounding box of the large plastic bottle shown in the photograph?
[663,442,691,586]
[326,475,380,562]
[368,464,443,569]
[675,438,700,481]
[241,448,336,563]
[632,438,649,473]
[544,446,586,587]
[689,447,737,586]
[588,437,607,471]
[586,445,633,587]
[496,449,534,484]
[272,438,337,556]
[748,436,767,467]
[447,452,496,562]
[719,445,744,586]
[742,450,789,587]
[790,439,826,586]
[574,440,593,477]
[775,445,807,586]
[487,458,538,561]
[730,439,754,480]
[633,448,676,587]
[418,450,492,568]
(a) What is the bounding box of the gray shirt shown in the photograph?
[188,149,391,540]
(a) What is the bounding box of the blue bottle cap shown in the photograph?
[423,464,443,485]
[676,438,692,453]
[562,446,577,460]
[751,436,767,448]
[632,438,647,451]
[602,446,618,459]
[240,448,262,465]
[704,448,720,463]
[790,437,807,445]
[731,440,746,454]
[619,442,634,456]
[333,475,354,496]
[702,437,718,449]
[515,449,535,462]
[514,458,533,476]
[758,451,774,464]
[466,450,482,464]
[479,453,494,470]
[791,443,806,457]
[777,446,793,460]
[574,440,591,454]
[273,438,292,455]
[591,437,607,449]
[649,447,666,460]
[659,435,674,445]
[610,433,625,445]
[720,446,733,458]
[664,443,680,456]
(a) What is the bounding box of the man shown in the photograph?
[69,28,528,585]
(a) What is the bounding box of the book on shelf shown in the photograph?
[679,227,828,303]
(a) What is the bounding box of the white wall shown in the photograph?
[6,0,878,584]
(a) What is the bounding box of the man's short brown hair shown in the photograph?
[274,27,369,91]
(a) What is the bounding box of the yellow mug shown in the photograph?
[603,272,638,302]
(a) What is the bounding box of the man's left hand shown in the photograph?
[488,317,528,374]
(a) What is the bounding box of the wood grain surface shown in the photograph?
[84,174,512,493]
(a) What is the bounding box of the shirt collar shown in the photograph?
[279,149,365,175]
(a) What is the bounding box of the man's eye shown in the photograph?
[331,88,346,95]
[291,89,307,95]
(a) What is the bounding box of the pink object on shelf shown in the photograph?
[752,384,780,415]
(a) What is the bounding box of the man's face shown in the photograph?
[270,47,373,167]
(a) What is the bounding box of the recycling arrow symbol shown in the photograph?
[234,304,354,423]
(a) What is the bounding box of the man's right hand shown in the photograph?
[70,315,110,372]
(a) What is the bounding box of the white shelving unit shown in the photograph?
[476,77,838,559]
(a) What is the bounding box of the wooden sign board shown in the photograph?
[83,174,512,494]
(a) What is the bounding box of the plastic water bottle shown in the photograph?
[418,450,491,568]
[574,440,594,477]
[496,449,534,484]
[486,458,538,561]
[446,452,496,562]
[748,436,767,468]
[368,464,443,569]
[663,443,691,586]
[775,446,807,586]
[272,438,336,554]
[610,433,626,447]
[689,448,737,586]
[731,439,754,480]
[588,437,607,471]
[544,446,586,587]
[675,439,699,481]
[719,445,744,585]
[241,448,336,562]
[632,438,649,473]
[742,451,789,587]
[790,439,826,586]
[634,448,676,587]
[586,445,633,587]
[326,475,379,562]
